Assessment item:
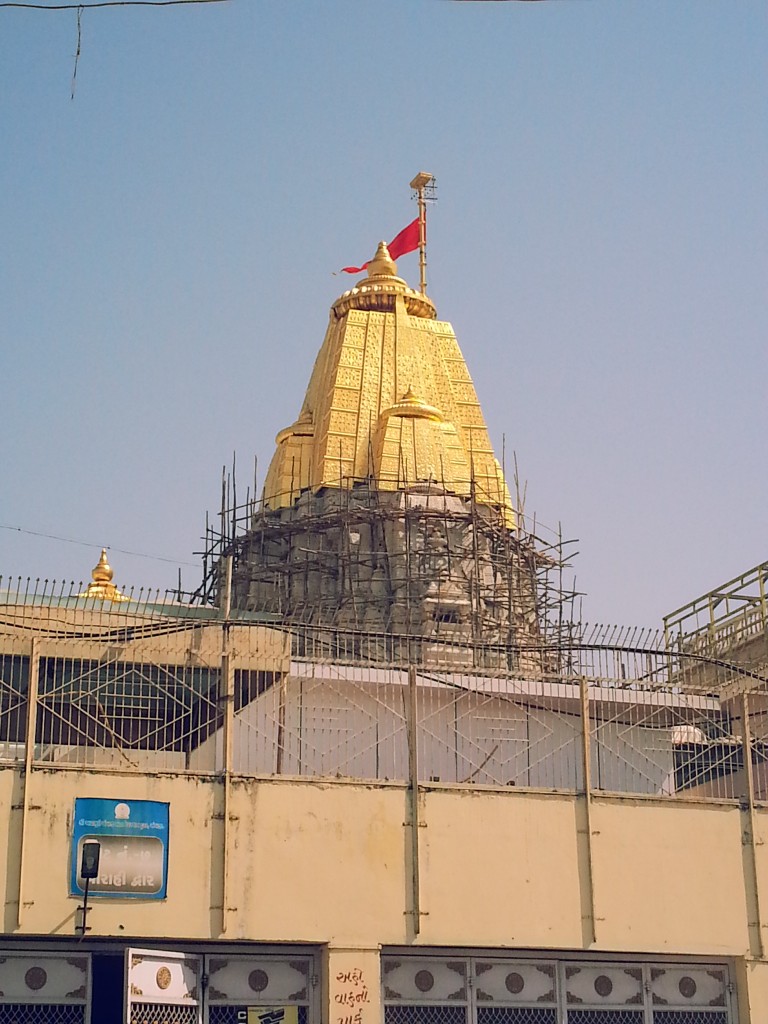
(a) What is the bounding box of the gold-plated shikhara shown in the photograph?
[79,548,128,602]
[262,241,514,524]
[227,233,536,647]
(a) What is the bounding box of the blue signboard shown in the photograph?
[70,798,169,899]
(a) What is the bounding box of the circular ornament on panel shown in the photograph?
[156,967,172,991]
[415,970,435,993]
[594,975,614,998]
[249,969,270,993]
[678,976,697,999]
[25,966,48,991]
[505,972,525,995]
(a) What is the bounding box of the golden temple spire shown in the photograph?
[262,231,514,525]
[80,548,128,602]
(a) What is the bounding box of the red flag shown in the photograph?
[341,217,420,274]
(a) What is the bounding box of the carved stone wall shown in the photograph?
[228,483,545,671]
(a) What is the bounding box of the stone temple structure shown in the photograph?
[210,242,567,668]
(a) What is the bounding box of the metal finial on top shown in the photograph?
[410,171,437,296]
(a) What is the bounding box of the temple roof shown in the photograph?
[263,244,514,523]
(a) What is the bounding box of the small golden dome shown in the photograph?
[366,241,397,278]
[275,409,315,446]
[381,386,444,423]
[333,243,436,319]
[91,549,113,584]
[79,548,128,602]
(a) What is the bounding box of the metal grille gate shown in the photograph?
[0,954,88,1024]
[0,1009,86,1024]
[126,950,316,1024]
[381,957,734,1024]
[0,949,316,1024]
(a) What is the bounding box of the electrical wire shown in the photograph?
[1,1,229,8]
[0,524,198,568]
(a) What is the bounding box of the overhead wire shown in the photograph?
[1,1,229,8]
[0,524,199,568]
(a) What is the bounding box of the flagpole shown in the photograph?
[410,171,435,296]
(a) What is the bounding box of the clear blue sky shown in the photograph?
[1,0,766,626]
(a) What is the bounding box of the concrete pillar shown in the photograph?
[738,958,768,1024]
[324,947,381,1024]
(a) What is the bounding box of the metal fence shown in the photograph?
[1,585,766,801]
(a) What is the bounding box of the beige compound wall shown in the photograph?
[1,766,767,1019]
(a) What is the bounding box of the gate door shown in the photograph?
[125,948,204,1024]
[0,953,89,1024]
[206,955,314,1024]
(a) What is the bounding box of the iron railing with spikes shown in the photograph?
[2,576,767,800]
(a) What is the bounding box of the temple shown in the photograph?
[206,242,568,667]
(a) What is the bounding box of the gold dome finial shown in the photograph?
[79,548,128,602]
[92,548,113,584]
[332,240,435,320]
[366,241,397,278]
